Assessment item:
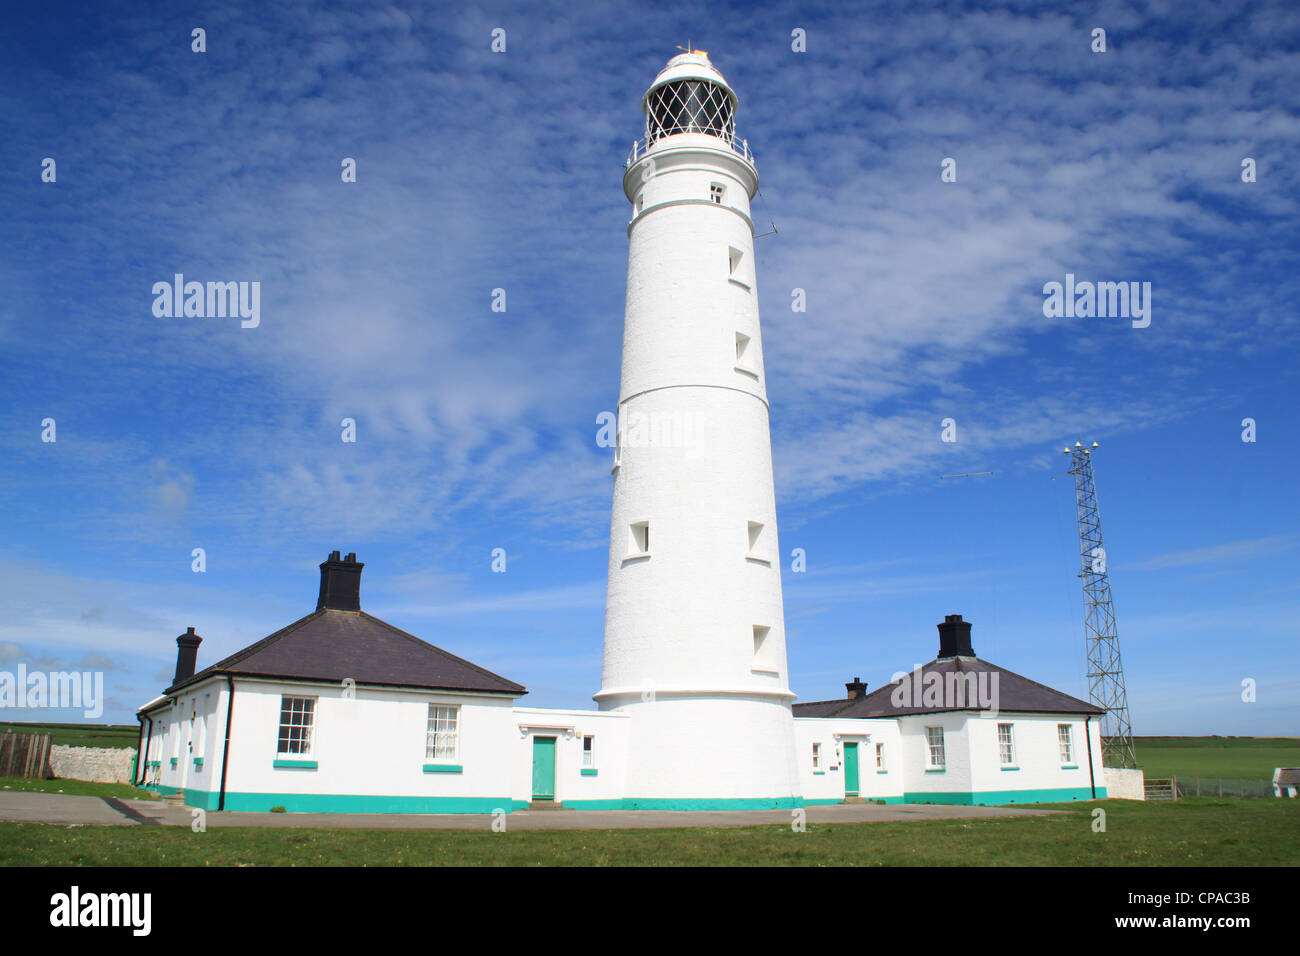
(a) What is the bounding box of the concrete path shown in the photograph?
[0,791,1062,830]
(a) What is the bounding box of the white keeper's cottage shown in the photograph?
[136,51,1110,813]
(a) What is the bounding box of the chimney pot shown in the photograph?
[318,551,364,611]
[845,677,868,700]
[937,613,975,658]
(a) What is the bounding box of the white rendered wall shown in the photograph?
[140,679,224,805]
[218,679,517,810]
[598,100,801,804]
[511,707,630,807]
[794,718,904,803]
[966,713,1105,801]
[898,713,974,798]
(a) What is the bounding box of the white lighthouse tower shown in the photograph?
[595,51,802,809]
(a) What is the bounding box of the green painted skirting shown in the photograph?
[422,763,463,773]
[580,768,598,776]
[156,784,220,810]
[902,786,1107,806]
[273,759,318,769]
[561,796,806,811]
[161,787,518,814]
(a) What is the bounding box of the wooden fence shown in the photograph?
[1144,776,1177,801]
[0,730,53,779]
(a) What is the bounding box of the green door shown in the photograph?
[531,736,557,801]
[844,742,860,797]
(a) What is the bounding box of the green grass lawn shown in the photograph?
[0,797,1294,866]
[0,722,137,749]
[0,776,157,800]
[1134,736,1300,780]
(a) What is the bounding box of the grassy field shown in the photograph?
[0,776,157,800]
[0,722,137,749]
[1134,736,1299,780]
[0,798,1294,866]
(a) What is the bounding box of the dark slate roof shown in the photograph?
[164,609,526,698]
[793,656,1102,719]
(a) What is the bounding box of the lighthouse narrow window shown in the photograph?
[752,625,777,673]
[710,182,725,204]
[728,246,742,276]
[746,521,768,563]
[629,521,650,556]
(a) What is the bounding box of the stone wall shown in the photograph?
[49,745,136,784]
[1104,767,1146,800]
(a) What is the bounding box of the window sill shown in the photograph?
[1000,765,1020,772]
[423,763,463,774]
[733,365,759,380]
[925,768,946,774]
[813,771,826,776]
[273,758,318,770]
[750,666,781,677]
[621,553,651,567]
[745,555,771,566]
[1061,764,1079,770]
[728,277,752,291]
[876,770,889,775]
[580,768,598,777]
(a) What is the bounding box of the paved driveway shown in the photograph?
[0,791,1062,830]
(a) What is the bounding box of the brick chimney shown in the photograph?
[317,551,364,611]
[937,614,975,658]
[845,677,868,700]
[173,626,202,685]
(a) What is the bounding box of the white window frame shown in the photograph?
[1058,724,1075,764]
[998,723,1016,766]
[583,734,595,768]
[426,703,460,762]
[710,182,725,204]
[875,742,885,771]
[277,695,316,757]
[925,726,945,769]
[812,742,822,770]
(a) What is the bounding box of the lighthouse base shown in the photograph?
[593,690,803,807]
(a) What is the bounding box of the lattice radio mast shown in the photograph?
[1064,441,1137,768]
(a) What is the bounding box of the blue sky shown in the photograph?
[2,0,1297,735]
